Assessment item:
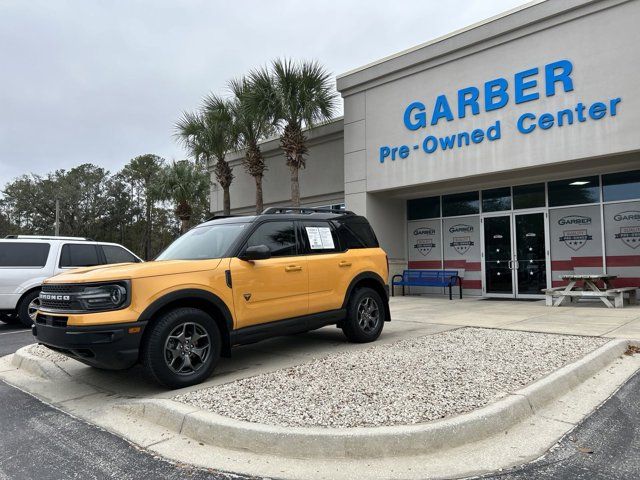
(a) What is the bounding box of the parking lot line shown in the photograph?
[0,330,32,336]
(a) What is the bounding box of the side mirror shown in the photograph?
[240,245,271,261]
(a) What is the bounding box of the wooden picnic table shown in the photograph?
[544,274,637,308]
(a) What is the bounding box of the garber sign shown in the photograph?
[379,59,622,163]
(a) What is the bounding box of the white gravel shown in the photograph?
[175,328,608,428]
[29,344,70,363]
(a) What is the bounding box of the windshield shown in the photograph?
[156,223,246,261]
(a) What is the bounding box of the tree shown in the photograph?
[122,154,164,260]
[175,97,235,216]
[154,160,209,235]
[247,59,337,206]
[228,77,273,214]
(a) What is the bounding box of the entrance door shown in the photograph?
[513,212,548,297]
[483,216,514,295]
[482,212,548,298]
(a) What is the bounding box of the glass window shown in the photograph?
[0,243,50,267]
[407,196,440,220]
[333,218,379,249]
[302,221,339,253]
[603,170,640,202]
[513,183,546,209]
[482,187,511,212]
[60,244,100,267]
[442,191,479,217]
[246,221,297,257]
[548,176,600,207]
[102,245,138,264]
[156,223,246,261]
[549,205,603,281]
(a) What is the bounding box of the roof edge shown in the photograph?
[336,0,609,93]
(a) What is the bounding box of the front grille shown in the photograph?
[41,284,79,294]
[40,284,84,311]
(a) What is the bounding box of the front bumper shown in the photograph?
[32,314,147,370]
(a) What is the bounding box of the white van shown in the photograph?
[0,236,142,327]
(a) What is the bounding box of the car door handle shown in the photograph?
[339,261,352,267]
[285,265,302,272]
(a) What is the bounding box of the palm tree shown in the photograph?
[247,59,337,207]
[175,97,235,215]
[154,160,209,235]
[122,154,164,260]
[228,77,273,214]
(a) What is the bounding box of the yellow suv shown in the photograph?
[33,208,390,388]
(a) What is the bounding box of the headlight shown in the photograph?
[75,282,130,311]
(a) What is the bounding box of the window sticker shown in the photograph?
[318,227,335,249]
[306,227,335,250]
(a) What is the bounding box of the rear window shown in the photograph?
[0,243,50,267]
[333,218,379,249]
[102,245,138,264]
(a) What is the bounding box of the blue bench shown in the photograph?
[391,270,462,300]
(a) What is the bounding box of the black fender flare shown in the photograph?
[138,289,234,332]
[341,272,391,322]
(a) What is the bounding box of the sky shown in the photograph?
[0,0,530,188]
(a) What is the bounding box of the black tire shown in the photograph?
[17,289,41,327]
[0,313,21,325]
[141,307,221,389]
[342,287,385,343]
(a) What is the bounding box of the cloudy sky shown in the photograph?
[0,0,529,187]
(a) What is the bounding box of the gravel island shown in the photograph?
[178,327,607,428]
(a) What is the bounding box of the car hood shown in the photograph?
[44,259,223,284]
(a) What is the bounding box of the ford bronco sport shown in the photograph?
[33,208,390,388]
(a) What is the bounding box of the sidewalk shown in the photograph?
[389,295,640,339]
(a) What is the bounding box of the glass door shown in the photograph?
[483,215,514,295]
[514,212,548,297]
[482,211,549,298]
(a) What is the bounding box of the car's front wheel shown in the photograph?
[141,307,221,389]
[342,287,385,343]
[17,289,41,327]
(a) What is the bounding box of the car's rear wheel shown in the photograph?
[342,287,385,343]
[0,313,20,325]
[17,290,41,327]
[141,307,221,389]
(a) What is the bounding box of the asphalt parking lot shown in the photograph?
[0,323,35,357]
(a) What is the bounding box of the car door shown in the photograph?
[301,220,352,315]
[229,220,309,329]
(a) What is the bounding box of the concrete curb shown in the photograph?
[11,345,64,380]
[120,339,634,460]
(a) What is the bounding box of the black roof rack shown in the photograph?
[262,207,355,215]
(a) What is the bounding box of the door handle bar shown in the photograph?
[285,265,302,272]
[339,261,352,267]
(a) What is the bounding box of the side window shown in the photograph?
[0,243,50,267]
[334,219,379,250]
[302,221,339,254]
[245,221,297,257]
[102,245,138,264]
[59,244,101,268]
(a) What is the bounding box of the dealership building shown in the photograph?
[210,0,640,298]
